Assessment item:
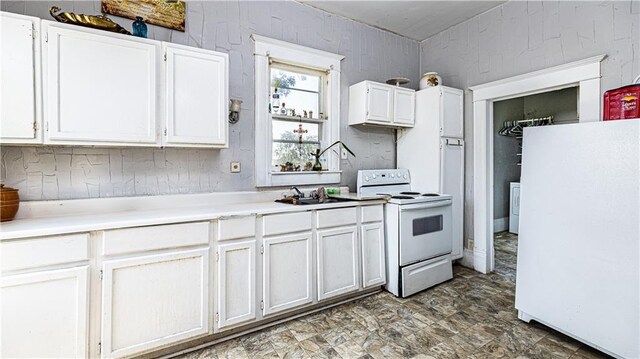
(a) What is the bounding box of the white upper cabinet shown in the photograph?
[43,21,159,146]
[440,87,464,138]
[393,87,415,126]
[349,80,415,128]
[164,43,228,147]
[366,82,394,123]
[1,12,42,144]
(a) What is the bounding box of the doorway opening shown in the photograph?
[491,87,578,281]
[469,54,605,274]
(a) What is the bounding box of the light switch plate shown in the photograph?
[341,148,348,160]
[230,162,241,173]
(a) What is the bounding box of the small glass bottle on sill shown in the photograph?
[271,88,280,113]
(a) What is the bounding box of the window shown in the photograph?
[253,35,344,187]
[270,64,326,171]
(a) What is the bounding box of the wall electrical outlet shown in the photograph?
[230,162,241,173]
[341,148,348,160]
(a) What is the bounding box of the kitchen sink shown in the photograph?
[275,197,354,205]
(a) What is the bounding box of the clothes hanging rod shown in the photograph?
[517,116,553,124]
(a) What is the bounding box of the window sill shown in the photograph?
[266,171,341,187]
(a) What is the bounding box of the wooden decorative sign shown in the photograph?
[101,0,185,31]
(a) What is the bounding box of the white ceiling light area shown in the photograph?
[297,1,507,41]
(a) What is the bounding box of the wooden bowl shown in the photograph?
[0,184,20,222]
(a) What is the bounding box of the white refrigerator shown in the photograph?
[397,86,465,260]
[516,119,639,359]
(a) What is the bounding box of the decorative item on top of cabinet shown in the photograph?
[0,184,20,222]
[419,72,442,89]
[385,77,411,86]
[132,16,148,38]
[49,6,131,35]
[101,0,186,31]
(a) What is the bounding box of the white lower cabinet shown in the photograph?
[216,239,256,330]
[317,226,359,300]
[101,248,210,358]
[263,232,313,316]
[0,266,90,358]
[361,222,386,288]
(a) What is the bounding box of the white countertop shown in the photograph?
[0,192,385,240]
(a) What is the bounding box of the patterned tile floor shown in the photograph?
[494,231,519,282]
[179,242,611,359]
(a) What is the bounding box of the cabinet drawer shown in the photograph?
[217,215,256,241]
[263,212,312,236]
[102,222,209,256]
[1,233,89,272]
[361,205,383,223]
[316,207,357,229]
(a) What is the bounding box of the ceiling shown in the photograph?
[297,1,507,41]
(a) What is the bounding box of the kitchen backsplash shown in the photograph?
[0,0,419,201]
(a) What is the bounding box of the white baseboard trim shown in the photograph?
[473,248,489,274]
[493,217,508,233]
[459,248,474,268]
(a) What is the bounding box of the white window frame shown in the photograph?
[252,34,344,187]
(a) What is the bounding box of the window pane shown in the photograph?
[272,120,319,142]
[271,88,320,117]
[272,142,320,168]
[271,68,320,92]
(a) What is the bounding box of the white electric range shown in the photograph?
[357,169,454,297]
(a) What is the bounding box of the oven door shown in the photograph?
[398,200,452,266]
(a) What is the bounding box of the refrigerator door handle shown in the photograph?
[445,138,463,147]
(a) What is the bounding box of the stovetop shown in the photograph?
[357,169,452,205]
[376,191,452,205]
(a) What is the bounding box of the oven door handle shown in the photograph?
[399,200,451,211]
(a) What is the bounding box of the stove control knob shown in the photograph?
[365,176,370,181]
[403,174,408,179]
[397,172,402,178]
[390,173,395,178]
[372,174,377,179]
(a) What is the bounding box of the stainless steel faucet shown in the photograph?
[290,186,304,197]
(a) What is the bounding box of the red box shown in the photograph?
[603,84,640,120]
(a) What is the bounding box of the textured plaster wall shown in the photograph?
[0,0,420,201]
[420,0,640,249]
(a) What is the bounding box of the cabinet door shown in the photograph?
[440,87,464,138]
[101,249,209,358]
[393,88,415,126]
[216,239,256,330]
[1,266,89,358]
[164,43,228,147]
[1,12,41,144]
[45,23,159,145]
[263,232,312,316]
[366,82,393,123]
[361,222,386,288]
[441,138,465,260]
[317,226,359,300]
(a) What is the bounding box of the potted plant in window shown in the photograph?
[311,141,355,171]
